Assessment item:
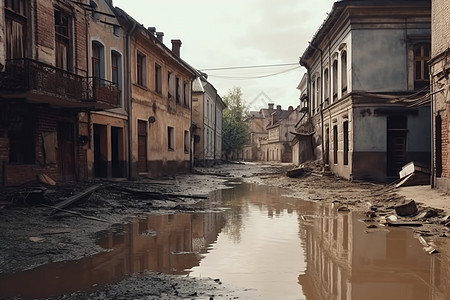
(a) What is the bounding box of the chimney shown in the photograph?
[148,27,156,36]
[156,32,164,43]
[171,39,182,57]
[268,103,274,110]
[277,105,282,111]
[288,106,294,111]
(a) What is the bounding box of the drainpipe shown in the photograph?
[430,63,435,188]
[126,19,137,180]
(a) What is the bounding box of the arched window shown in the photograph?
[332,59,338,101]
[324,68,329,102]
[341,51,347,94]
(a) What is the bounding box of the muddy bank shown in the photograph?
[0,162,448,299]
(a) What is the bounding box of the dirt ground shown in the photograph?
[0,161,449,299]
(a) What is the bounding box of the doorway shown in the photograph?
[57,122,75,180]
[387,116,407,177]
[94,124,107,178]
[137,120,148,173]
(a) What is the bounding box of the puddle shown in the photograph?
[1,183,450,299]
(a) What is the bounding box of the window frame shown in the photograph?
[136,51,146,87]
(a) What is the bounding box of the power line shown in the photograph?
[207,66,301,80]
[199,62,299,71]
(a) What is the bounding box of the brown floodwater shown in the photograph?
[1,183,450,299]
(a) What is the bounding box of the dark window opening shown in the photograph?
[136,52,146,87]
[343,121,349,165]
[9,111,35,164]
[333,125,338,164]
[436,115,442,177]
[155,63,162,93]
[414,43,430,90]
[168,126,174,150]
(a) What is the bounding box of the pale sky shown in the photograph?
[112,0,337,111]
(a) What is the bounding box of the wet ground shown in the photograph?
[0,162,449,299]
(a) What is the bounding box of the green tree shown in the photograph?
[222,87,250,160]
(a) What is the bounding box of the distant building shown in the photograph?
[244,104,296,162]
[299,0,431,182]
[430,0,450,192]
[191,74,226,167]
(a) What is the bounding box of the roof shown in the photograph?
[300,0,431,66]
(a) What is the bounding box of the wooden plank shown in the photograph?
[50,184,102,214]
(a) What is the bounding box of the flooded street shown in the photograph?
[1,180,450,299]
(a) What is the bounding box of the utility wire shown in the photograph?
[207,66,301,80]
[199,62,299,71]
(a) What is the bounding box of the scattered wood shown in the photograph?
[395,200,418,216]
[42,204,111,223]
[396,162,430,187]
[110,185,208,200]
[50,184,102,214]
[37,173,56,186]
[386,221,423,227]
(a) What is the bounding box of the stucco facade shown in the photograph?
[117,11,195,178]
[430,0,450,191]
[192,76,225,167]
[300,0,431,182]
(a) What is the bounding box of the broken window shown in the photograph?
[414,43,430,89]
[175,77,181,103]
[55,8,71,71]
[5,0,27,60]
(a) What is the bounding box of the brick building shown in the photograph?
[430,0,450,191]
[0,0,120,186]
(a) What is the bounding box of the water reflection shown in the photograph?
[299,204,450,300]
[1,183,450,299]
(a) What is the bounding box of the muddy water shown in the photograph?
[1,183,450,299]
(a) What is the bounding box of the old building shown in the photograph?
[430,0,450,192]
[84,0,127,179]
[116,10,196,178]
[292,73,315,166]
[191,74,226,167]
[0,0,120,186]
[244,104,296,162]
[299,0,431,182]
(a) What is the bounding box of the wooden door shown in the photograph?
[137,120,147,173]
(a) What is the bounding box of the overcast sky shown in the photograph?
[112,0,336,111]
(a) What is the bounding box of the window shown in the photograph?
[184,82,190,107]
[333,125,338,164]
[111,51,120,84]
[324,68,329,102]
[155,63,162,93]
[168,126,174,150]
[136,52,146,87]
[168,71,175,99]
[343,121,348,165]
[316,77,321,108]
[332,59,338,101]
[341,51,347,94]
[175,77,180,103]
[5,0,27,60]
[55,9,71,70]
[9,108,35,164]
[312,81,316,113]
[92,42,103,80]
[414,43,430,89]
[184,130,189,153]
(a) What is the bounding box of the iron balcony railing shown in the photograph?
[0,58,120,109]
[83,77,120,107]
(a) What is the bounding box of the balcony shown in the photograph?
[83,77,121,108]
[0,59,120,110]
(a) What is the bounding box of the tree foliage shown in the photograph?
[222,87,250,158]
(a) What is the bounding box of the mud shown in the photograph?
[0,161,448,299]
